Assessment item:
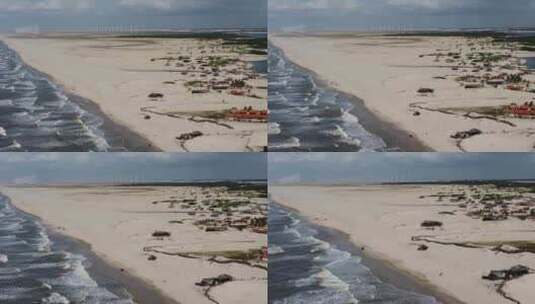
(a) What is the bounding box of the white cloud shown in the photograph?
[117,0,225,11]
[0,153,61,163]
[270,0,360,11]
[274,173,301,183]
[270,0,517,13]
[0,0,95,12]
[115,153,191,162]
[386,0,466,9]
[118,0,174,10]
[13,175,37,185]
[269,153,329,163]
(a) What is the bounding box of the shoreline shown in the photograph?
[45,223,179,304]
[270,32,535,152]
[1,33,268,152]
[272,200,464,304]
[10,196,177,304]
[269,183,535,303]
[269,42,433,152]
[2,184,268,304]
[20,58,161,152]
[67,93,161,152]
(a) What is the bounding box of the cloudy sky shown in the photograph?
[0,153,266,185]
[269,153,535,184]
[270,0,535,30]
[0,0,266,31]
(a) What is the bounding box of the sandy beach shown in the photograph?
[2,184,268,304]
[271,183,535,304]
[271,32,535,152]
[1,32,267,152]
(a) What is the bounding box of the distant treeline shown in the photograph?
[115,31,267,55]
[116,31,242,39]
[386,31,507,38]
[223,37,267,54]
[388,30,535,51]
[382,179,535,187]
[498,36,535,51]
[117,180,267,195]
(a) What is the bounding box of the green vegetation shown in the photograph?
[115,32,268,55]
[223,37,267,49]
[213,199,248,210]
[441,106,506,117]
[387,31,506,38]
[207,56,236,68]
[248,49,267,55]
[472,52,510,63]
[223,37,267,55]
[189,249,264,261]
[389,31,535,53]
[495,35,535,52]
[184,80,203,87]
[116,32,242,40]
[475,241,535,254]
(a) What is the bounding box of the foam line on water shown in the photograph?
[0,193,134,303]
[268,44,387,151]
[269,203,438,304]
[0,41,114,151]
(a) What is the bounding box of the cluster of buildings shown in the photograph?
[433,185,535,222]
[155,186,268,234]
[151,40,265,100]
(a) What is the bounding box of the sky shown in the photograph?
[0,153,266,185]
[269,153,535,184]
[0,0,266,31]
[270,0,535,31]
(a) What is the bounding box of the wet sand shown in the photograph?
[270,44,432,152]
[67,93,160,152]
[300,58,433,152]
[2,44,159,152]
[46,224,179,304]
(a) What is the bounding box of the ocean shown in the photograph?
[0,41,124,152]
[268,45,388,152]
[525,57,535,70]
[268,203,438,304]
[0,193,134,303]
